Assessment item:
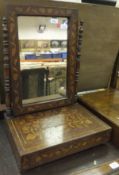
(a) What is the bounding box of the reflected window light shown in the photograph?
[41,115,64,146]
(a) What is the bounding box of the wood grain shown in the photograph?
[6,104,111,171]
[7,5,79,116]
[79,88,119,147]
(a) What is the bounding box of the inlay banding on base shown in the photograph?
[6,104,111,171]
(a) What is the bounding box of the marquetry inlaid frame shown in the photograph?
[6,5,79,116]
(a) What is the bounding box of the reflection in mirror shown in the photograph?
[17,16,68,105]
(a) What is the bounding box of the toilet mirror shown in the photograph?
[7,5,78,115]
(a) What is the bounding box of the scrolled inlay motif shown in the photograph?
[7,5,79,116]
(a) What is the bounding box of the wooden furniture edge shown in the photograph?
[78,99,119,147]
[5,117,111,171]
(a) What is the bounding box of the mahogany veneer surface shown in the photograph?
[6,103,111,171]
[79,89,119,147]
[74,159,119,175]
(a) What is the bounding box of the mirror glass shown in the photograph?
[17,16,68,105]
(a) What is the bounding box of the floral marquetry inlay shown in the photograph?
[10,104,111,152]
[7,5,78,116]
[7,104,111,171]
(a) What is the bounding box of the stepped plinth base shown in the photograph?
[6,104,111,171]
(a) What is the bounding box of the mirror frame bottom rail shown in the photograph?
[4,4,79,116]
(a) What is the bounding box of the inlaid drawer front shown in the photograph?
[21,131,110,171]
[6,104,111,171]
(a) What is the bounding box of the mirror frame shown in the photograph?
[7,5,78,116]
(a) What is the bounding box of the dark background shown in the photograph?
[82,0,117,6]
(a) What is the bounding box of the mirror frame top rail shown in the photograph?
[5,4,79,116]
